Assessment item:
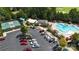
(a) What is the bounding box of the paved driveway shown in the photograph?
[29,29,53,51]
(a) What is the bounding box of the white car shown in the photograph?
[31,44,35,48]
[29,40,32,42]
[32,39,36,41]
[31,39,40,48]
[44,35,51,40]
[30,41,33,45]
[35,43,40,47]
[33,41,40,48]
[33,40,38,44]
[32,39,38,43]
[44,35,53,43]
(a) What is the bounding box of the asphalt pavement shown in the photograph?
[0,28,56,51]
[0,30,29,51]
[29,29,53,51]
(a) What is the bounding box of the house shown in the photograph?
[37,20,48,26]
[27,18,38,24]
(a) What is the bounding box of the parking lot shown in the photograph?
[0,28,58,51]
[29,29,53,51]
[0,30,31,51]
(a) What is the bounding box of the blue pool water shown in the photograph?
[56,23,79,33]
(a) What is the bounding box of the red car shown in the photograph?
[0,38,5,41]
[20,42,28,45]
[20,39,27,42]
[23,47,32,51]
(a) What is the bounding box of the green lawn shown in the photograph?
[56,7,79,13]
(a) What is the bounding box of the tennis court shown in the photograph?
[1,20,21,31]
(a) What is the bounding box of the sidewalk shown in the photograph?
[37,26,58,42]
[5,28,20,34]
[64,47,74,51]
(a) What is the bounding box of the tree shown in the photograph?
[0,24,3,36]
[0,8,13,21]
[46,7,56,21]
[72,33,79,40]
[55,12,65,21]
[21,25,28,34]
[21,7,56,20]
[16,9,26,18]
[59,35,67,48]
[69,8,78,20]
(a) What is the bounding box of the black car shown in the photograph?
[26,35,32,39]
[16,34,32,40]
[49,40,53,43]
[52,44,62,51]
[40,31,45,35]
[62,48,69,51]
[16,34,26,39]
[53,46,62,51]
[75,40,79,47]
[39,30,44,33]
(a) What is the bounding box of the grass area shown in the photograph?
[56,7,79,13]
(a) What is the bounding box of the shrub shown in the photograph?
[21,25,28,34]
[59,36,67,48]
[0,28,3,36]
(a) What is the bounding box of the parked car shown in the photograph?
[26,34,32,39]
[39,30,44,33]
[41,31,45,35]
[20,39,28,42]
[0,38,5,41]
[30,41,33,45]
[19,37,27,40]
[62,48,69,51]
[31,39,40,48]
[32,39,37,43]
[17,33,32,40]
[29,40,32,42]
[34,43,40,48]
[23,47,32,51]
[44,34,53,43]
[20,42,28,45]
[32,39,36,41]
[17,34,26,39]
[52,44,62,51]
[31,44,40,48]
[31,44,36,48]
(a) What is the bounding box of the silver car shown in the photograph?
[31,39,40,48]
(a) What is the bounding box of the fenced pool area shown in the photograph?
[51,23,79,37]
[56,23,79,33]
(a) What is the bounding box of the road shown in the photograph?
[29,29,53,51]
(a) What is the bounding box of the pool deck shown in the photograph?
[51,23,79,38]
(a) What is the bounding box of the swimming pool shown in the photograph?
[56,23,79,33]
